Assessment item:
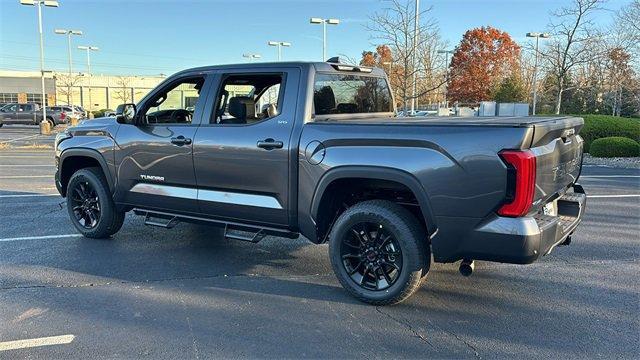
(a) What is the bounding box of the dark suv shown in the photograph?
[55,60,586,304]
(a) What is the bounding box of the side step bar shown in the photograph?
[143,212,180,229]
[132,208,298,241]
[224,224,266,243]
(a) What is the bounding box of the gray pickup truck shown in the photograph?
[54,60,586,305]
[0,102,62,127]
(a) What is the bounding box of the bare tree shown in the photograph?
[113,76,133,105]
[55,73,82,105]
[538,0,604,114]
[366,0,447,111]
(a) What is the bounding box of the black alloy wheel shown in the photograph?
[340,221,403,291]
[69,180,101,229]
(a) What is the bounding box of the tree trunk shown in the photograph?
[554,86,563,115]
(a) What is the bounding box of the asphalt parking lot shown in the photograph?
[0,125,638,359]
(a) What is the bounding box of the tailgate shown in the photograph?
[529,117,584,211]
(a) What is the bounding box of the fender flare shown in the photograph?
[310,166,437,236]
[59,148,114,195]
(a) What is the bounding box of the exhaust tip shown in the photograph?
[459,259,474,277]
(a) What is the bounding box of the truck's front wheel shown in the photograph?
[329,200,430,305]
[66,167,125,239]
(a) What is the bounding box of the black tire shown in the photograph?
[66,167,125,239]
[329,200,430,305]
[46,117,55,127]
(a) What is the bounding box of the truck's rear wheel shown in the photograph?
[66,167,125,239]
[329,200,430,305]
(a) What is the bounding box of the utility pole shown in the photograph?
[526,32,550,115]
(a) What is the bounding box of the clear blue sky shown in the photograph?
[0,0,627,76]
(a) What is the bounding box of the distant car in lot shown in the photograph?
[46,106,79,124]
[0,102,59,127]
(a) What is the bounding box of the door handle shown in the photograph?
[171,135,192,146]
[257,138,283,150]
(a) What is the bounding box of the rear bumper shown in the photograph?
[454,184,586,264]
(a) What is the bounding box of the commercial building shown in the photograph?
[0,70,167,111]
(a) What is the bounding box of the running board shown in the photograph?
[131,208,299,240]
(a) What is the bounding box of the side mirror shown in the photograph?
[115,103,136,124]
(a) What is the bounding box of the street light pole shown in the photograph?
[267,41,291,61]
[310,18,339,61]
[20,0,59,122]
[78,45,99,115]
[526,32,550,115]
[410,0,419,114]
[437,49,454,108]
[242,53,262,61]
[55,29,82,75]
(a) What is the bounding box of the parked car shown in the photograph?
[46,106,78,124]
[54,59,586,305]
[0,102,59,126]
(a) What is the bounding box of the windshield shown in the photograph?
[313,73,393,117]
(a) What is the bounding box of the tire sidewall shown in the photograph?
[329,202,424,303]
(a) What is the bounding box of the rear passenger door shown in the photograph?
[193,68,300,227]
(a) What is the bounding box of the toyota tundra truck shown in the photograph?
[54,59,586,305]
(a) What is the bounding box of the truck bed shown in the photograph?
[330,116,582,128]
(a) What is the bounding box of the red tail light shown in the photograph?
[498,150,536,217]
[60,112,66,119]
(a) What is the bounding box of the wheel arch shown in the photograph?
[309,166,437,243]
[59,148,114,197]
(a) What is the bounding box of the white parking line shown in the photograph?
[0,134,41,144]
[589,194,640,198]
[0,156,52,158]
[0,194,59,198]
[0,165,55,167]
[581,175,640,178]
[0,175,52,179]
[0,234,82,242]
[0,334,75,351]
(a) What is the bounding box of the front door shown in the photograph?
[193,69,300,227]
[113,74,211,214]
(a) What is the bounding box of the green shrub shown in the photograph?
[580,115,640,152]
[589,137,640,158]
[91,109,113,118]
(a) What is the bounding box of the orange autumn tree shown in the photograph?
[447,26,521,104]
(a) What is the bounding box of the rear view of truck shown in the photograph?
[447,116,587,266]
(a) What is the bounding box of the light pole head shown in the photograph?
[540,33,551,38]
[268,41,279,46]
[281,42,291,47]
[70,30,83,35]
[43,0,59,7]
[54,29,67,34]
[310,17,323,24]
[19,0,35,5]
[327,18,340,25]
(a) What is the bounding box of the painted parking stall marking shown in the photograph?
[0,334,75,351]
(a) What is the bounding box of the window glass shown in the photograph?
[313,74,392,116]
[142,78,204,125]
[212,74,283,125]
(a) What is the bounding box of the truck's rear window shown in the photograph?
[313,74,392,116]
